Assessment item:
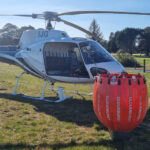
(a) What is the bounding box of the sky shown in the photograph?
[0,0,150,40]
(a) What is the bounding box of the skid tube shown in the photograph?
[11,72,71,103]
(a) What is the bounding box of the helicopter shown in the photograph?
[0,10,150,102]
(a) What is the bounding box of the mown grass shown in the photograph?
[113,53,150,70]
[0,62,150,150]
[134,57,150,70]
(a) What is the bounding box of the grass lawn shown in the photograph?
[134,57,150,71]
[112,53,150,70]
[0,63,150,150]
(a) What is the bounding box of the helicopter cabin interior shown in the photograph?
[43,42,89,78]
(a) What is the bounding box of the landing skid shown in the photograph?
[49,82,93,96]
[11,72,71,103]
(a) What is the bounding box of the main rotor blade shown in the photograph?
[58,11,150,16]
[0,14,33,17]
[0,14,44,19]
[60,19,101,42]
[13,14,33,17]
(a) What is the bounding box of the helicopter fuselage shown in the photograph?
[0,30,125,83]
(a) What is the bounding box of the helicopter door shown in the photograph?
[43,42,89,78]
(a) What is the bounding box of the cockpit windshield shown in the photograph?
[79,41,114,64]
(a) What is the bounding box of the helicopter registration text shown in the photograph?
[38,31,48,38]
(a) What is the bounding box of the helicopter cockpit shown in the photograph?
[43,40,116,78]
[43,42,89,78]
[79,41,114,64]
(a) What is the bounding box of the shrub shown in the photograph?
[116,50,141,67]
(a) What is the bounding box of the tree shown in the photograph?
[115,28,141,55]
[86,19,107,48]
[108,32,118,53]
[0,23,19,45]
[137,27,150,56]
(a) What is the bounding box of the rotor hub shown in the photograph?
[43,11,59,21]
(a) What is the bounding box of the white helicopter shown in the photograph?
[0,10,149,102]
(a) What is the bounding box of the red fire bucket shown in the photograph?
[93,73,148,132]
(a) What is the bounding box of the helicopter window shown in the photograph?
[79,41,114,64]
[43,42,89,78]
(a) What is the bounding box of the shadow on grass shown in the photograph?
[0,134,150,150]
[0,139,129,150]
[0,94,150,150]
[0,93,104,128]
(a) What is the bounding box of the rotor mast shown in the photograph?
[46,20,53,30]
[43,11,59,30]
